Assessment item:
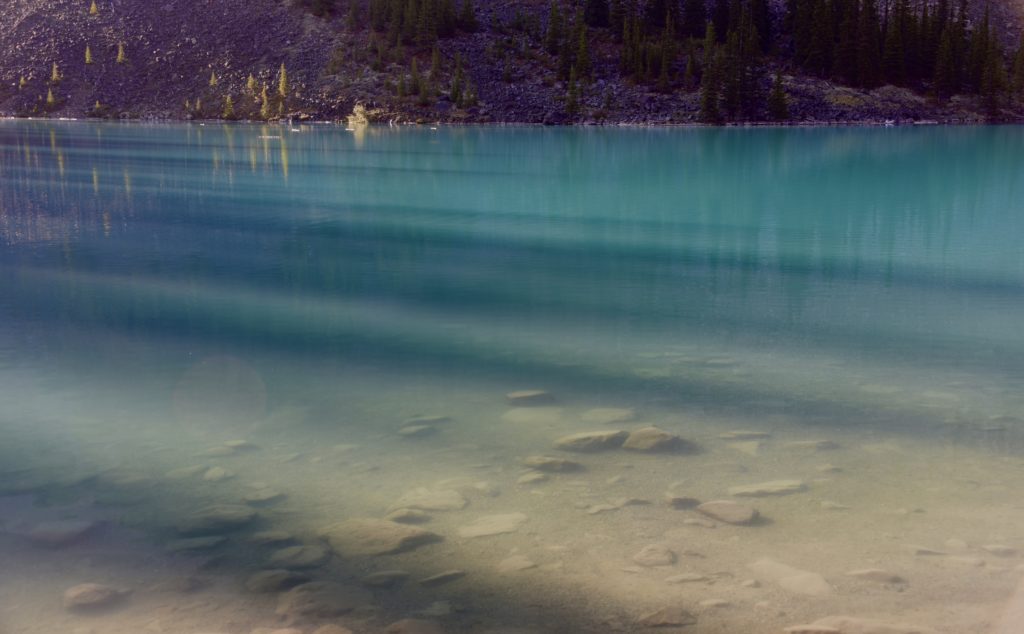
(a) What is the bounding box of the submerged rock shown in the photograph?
[696,500,759,525]
[457,513,528,538]
[632,545,676,567]
[516,471,549,484]
[248,530,295,546]
[390,487,467,512]
[622,426,691,452]
[419,570,466,586]
[275,582,371,619]
[505,390,556,405]
[522,456,584,472]
[398,424,436,437]
[63,583,129,610]
[637,606,697,627]
[245,569,310,593]
[362,570,410,587]
[320,519,441,556]
[385,508,432,524]
[728,480,807,497]
[719,430,772,440]
[244,488,286,505]
[554,430,629,452]
[384,619,446,634]
[176,505,256,535]
[268,544,331,569]
[846,569,906,584]
[800,615,937,633]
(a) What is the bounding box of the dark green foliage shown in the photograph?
[450,52,464,105]
[767,72,789,119]
[1012,35,1024,100]
[584,0,609,27]
[681,0,706,38]
[700,47,722,123]
[458,0,477,32]
[577,24,593,80]
[545,0,564,55]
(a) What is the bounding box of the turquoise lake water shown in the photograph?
[1,121,1024,633]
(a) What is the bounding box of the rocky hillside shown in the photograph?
[1,0,1022,124]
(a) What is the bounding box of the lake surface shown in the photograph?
[1,121,1023,633]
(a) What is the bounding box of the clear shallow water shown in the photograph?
[1,121,1024,633]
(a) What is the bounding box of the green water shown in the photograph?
[1,121,1023,633]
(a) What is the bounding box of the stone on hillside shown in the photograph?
[637,606,698,627]
[696,500,759,525]
[176,505,256,535]
[390,487,467,512]
[505,390,555,405]
[622,426,691,453]
[665,573,709,584]
[63,583,128,610]
[846,569,906,584]
[320,519,441,556]
[28,519,97,547]
[458,513,528,538]
[728,480,807,497]
[362,570,410,587]
[268,544,330,569]
[805,615,937,633]
[245,569,310,593]
[275,582,371,619]
[522,456,583,472]
[554,430,628,452]
[632,545,676,567]
[748,558,832,596]
[501,407,564,424]
[580,408,637,424]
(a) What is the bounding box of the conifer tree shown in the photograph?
[683,50,697,90]
[700,48,722,123]
[209,71,218,87]
[855,0,882,88]
[459,0,477,32]
[430,46,441,84]
[411,58,422,94]
[609,0,625,39]
[933,26,956,96]
[117,42,126,63]
[278,64,289,99]
[682,0,706,38]
[438,0,458,37]
[260,85,271,119]
[46,88,56,108]
[577,24,592,80]
[90,0,98,15]
[767,72,789,119]
[247,74,256,92]
[545,1,563,55]
[882,6,906,85]
[51,62,61,83]
[450,53,464,105]
[19,76,27,90]
[397,73,407,97]
[85,46,94,65]
[1012,35,1024,100]
[223,94,235,119]
[584,0,609,27]
[348,0,361,31]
